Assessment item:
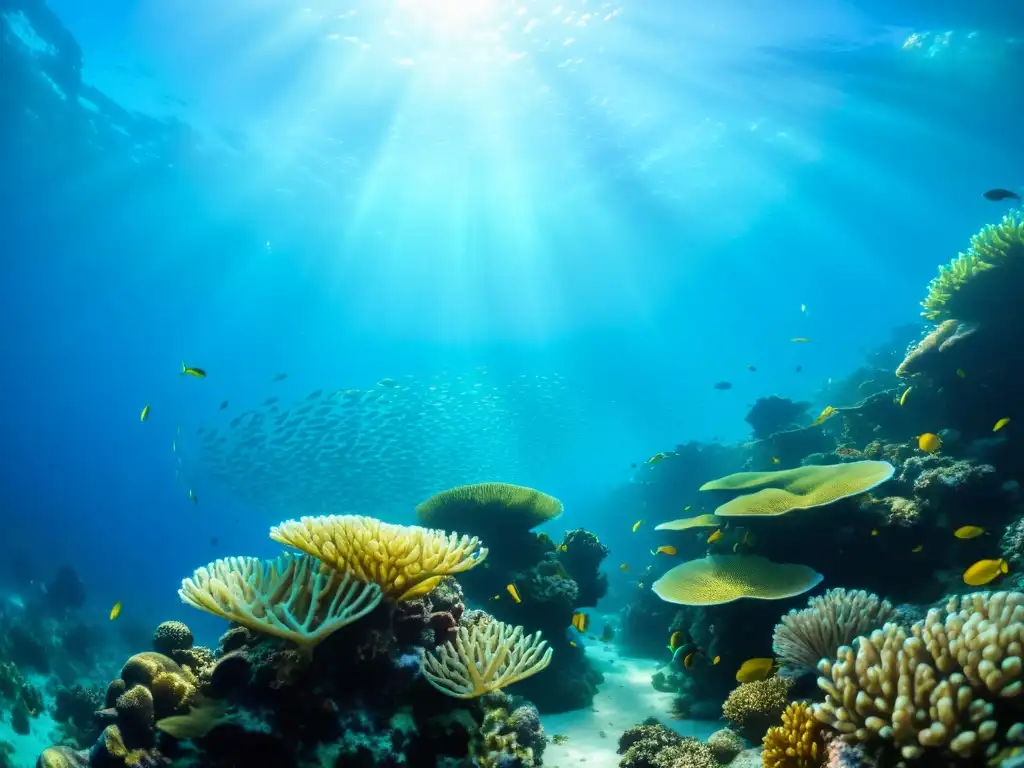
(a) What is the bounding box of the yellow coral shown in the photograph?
[654,513,724,531]
[270,515,487,602]
[415,482,563,533]
[652,555,822,606]
[723,676,793,742]
[421,620,553,698]
[178,553,382,648]
[921,208,1024,322]
[701,461,894,517]
[762,702,826,768]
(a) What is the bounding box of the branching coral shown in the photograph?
[762,702,826,768]
[179,553,382,650]
[722,676,793,742]
[421,621,552,698]
[813,591,1024,763]
[772,588,901,675]
[270,515,487,601]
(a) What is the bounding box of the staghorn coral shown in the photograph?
[415,482,563,534]
[722,676,793,742]
[179,553,382,650]
[762,702,826,768]
[653,555,823,606]
[270,515,487,601]
[151,621,193,656]
[813,591,1024,763]
[421,621,552,698]
[772,589,902,676]
[706,728,743,764]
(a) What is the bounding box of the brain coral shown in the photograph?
[415,482,563,535]
[814,591,1024,762]
[270,515,487,601]
[652,555,823,606]
[701,461,895,517]
[772,588,901,675]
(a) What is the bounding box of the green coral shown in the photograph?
[921,207,1024,322]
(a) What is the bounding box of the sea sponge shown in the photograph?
[762,702,826,768]
[415,482,563,534]
[701,461,895,517]
[152,621,193,656]
[813,591,1024,762]
[706,728,744,763]
[270,515,487,601]
[921,207,1024,322]
[421,620,553,698]
[772,588,901,675]
[179,553,382,648]
[723,676,793,742]
[652,555,823,606]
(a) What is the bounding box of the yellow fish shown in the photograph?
[735,657,776,683]
[557,544,568,552]
[791,337,811,343]
[140,404,151,422]
[683,505,691,511]
[707,529,723,544]
[668,631,686,652]
[619,563,630,572]
[109,601,122,621]
[180,362,207,378]
[571,612,590,633]
[994,418,1011,432]
[957,368,966,378]
[963,558,1009,586]
[632,520,643,533]
[638,582,645,589]
[954,525,985,540]
[812,406,837,426]
[646,453,668,464]
[189,489,198,504]
[871,529,879,536]
[656,545,677,556]
[912,545,923,553]
[506,584,521,603]
[771,456,780,464]
[899,387,912,407]
[712,655,721,665]
[918,433,942,453]
[683,652,697,669]
[569,641,578,648]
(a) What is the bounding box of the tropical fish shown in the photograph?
[712,655,721,665]
[219,400,229,410]
[272,373,288,381]
[983,188,1021,202]
[188,489,198,504]
[912,545,924,553]
[963,558,1009,586]
[812,406,837,426]
[771,457,780,464]
[899,388,912,407]
[557,543,568,552]
[647,453,668,464]
[746,365,756,372]
[871,529,879,536]
[140,404,151,422]
[156,700,232,740]
[656,546,677,556]
[795,365,803,373]
[918,433,942,453]
[954,525,985,540]
[571,612,590,633]
[994,418,1011,432]
[506,584,521,603]
[683,505,691,511]
[957,368,966,378]
[638,582,645,589]
[668,631,686,652]
[180,362,206,378]
[109,601,122,620]
[632,520,643,533]
[735,657,775,683]
[707,529,723,544]
[732,531,754,553]
[791,337,811,343]
[568,640,578,648]
[619,563,630,572]
[713,381,733,390]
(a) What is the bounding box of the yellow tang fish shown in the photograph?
[180,362,207,378]
[569,641,578,648]
[632,520,643,533]
[683,652,698,669]
[918,433,942,453]
[963,558,1009,587]
[712,655,721,665]
[790,337,811,343]
[109,601,122,621]
[668,631,686,652]
[994,418,1011,432]
[140,404,151,422]
[506,584,521,603]
[912,545,923,553]
[571,612,590,633]
[812,406,837,426]
[954,525,985,540]
[557,544,568,552]
[707,529,724,544]
[735,657,776,683]
[899,387,912,407]
[656,545,677,556]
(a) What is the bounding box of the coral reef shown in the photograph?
[745,397,811,440]
[706,728,743,764]
[616,717,719,768]
[722,676,792,742]
[762,702,826,768]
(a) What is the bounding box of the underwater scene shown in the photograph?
[2,0,1024,766]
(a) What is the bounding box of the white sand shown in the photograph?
[540,642,722,767]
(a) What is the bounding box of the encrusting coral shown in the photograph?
[772,588,902,675]
[178,553,382,651]
[420,620,553,698]
[653,555,823,606]
[813,590,1024,763]
[270,514,488,601]
[722,675,793,742]
[762,701,826,768]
